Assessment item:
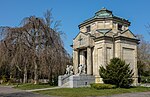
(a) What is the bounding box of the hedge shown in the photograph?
[90,83,116,89]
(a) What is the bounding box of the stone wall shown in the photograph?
[58,75,95,88]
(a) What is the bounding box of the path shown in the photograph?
[0,85,58,97]
[99,92,150,97]
[26,86,61,92]
[0,85,150,97]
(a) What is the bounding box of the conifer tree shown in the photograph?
[99,58,133,88]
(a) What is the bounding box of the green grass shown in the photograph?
[14,83,54,90]
[35,87,150,97]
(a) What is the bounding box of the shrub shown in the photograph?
[1,75,7,83]
[99,58,133,88]
[141,76,150,83]
[90,83,116,89]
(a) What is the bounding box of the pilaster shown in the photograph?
[133,45,138,85]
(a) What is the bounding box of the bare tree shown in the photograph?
[137,35,150,77]
[145,24,150,36]
[0,10,71,85]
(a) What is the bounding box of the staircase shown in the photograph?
[58,74,95,88]
[58,75,72,88]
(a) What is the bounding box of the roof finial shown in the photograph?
[102,7,106,10]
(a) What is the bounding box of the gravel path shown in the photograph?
[0,86,58,97]
[99,92,150,97]
[0,85,150,97]
[26,86,61,92]
[0,92,58,97]
[0,86,23,94]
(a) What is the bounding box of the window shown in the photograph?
[118,24,122,30]
[86,26,91,32]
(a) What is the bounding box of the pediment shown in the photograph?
[105,31,114,37]
[95,29,112,37]
[73,32,94,49]
[120,29,136,39]
[73,32,89,49]
[73,32,88,41]
[94,32,103,37]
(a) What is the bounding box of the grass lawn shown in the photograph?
[35,87,150,97]
[14,83,54,90]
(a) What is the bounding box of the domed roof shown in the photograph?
[79,8,130,28]
[94,7,113,18]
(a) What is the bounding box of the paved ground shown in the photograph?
[0,85,150,97]
[0,86,58,97]
[99,92,150,97]
[26,86,61,92]
[0,92,59,97]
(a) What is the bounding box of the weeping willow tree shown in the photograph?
[0,10,71,84]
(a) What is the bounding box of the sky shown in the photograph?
[0,0,150,55]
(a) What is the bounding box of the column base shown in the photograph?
[95,76,103,83]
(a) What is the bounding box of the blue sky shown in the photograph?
[0,0,150,55]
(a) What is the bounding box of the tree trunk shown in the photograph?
[34,60,38,84]
[48,66,53,84]
[23,64,27,83]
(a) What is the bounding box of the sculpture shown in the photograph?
[78,64,86,74]
[65,65,73,75]
[78,64,82,74]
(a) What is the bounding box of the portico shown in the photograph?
[73,47,93,75]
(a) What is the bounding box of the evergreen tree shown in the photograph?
[99,58,133,88]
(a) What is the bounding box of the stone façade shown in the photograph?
[72,8,139,85]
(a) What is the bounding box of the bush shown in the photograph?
[141,76,150,83]
[99,58,133,88]
[90,83,116,89]
[142,71,150,77]
[1,75,7,83]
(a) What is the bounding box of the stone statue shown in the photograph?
[69,65,73,75]
[78,64,86,74]
[65,65,73,75]
[66,65,69,75]
[78,64,82,74]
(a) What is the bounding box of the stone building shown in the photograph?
[72,8,139,84]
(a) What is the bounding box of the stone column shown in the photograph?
[80,50,85,65]
[82,51,86,65]
[73,50,79,74]
[87,47,92,75]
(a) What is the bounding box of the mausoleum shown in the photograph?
[58,8,139,88]
[72,8,139,85]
